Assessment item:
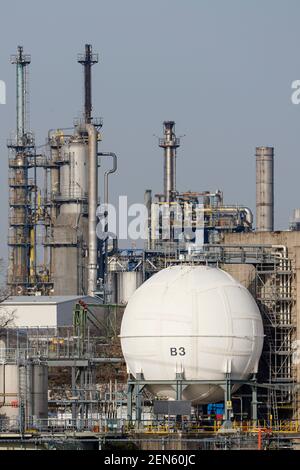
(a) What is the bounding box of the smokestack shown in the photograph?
[12,46,31,142]
[256,146,274,232]
[159,121,180,202]
[78,44,99,124]
[144,189,152,249]
[8,46,33,293]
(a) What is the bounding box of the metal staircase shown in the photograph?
[255,247,296,414]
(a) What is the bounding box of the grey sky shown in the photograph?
[1,0,300,258]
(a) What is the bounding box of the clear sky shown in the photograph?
[1,0,300,260]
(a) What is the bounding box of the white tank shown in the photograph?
[117,272,144,304]
[120,265,264,404]
[59,138,88,214]
[0,364,19,421]
[0,363,48,426]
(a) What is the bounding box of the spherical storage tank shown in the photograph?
[120,266,264,404]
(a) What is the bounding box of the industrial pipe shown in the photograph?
[98,152,118,298]
[203,205,253,227]
[0,364,6,408]
[242,207,253,226]
[159,121,180,203]
[78,124,98,296]
[97,152,118,211]
[90,358,124,363]
[144,190,152,249]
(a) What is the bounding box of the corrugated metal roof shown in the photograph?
[2,295,102,305]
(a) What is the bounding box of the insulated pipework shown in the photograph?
[101,153,118,216]
[144,189,152,249]
[98,152,118,273]
[77,124,98,296]
[77,45,100,295]
[159,121,180,202]
[256,146,274,232]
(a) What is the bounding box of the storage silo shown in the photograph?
[106,271,144,304]
[117,271,144,304]
[0,337,48,426]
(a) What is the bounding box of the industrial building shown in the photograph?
[1,43,300,450]
[1,295,101,327]
[7,44,111,298]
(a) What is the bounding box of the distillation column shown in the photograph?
[50,45,100,295]
[77,44,98,124]
[50,133,90,295]
[7,46,35,294]
[159,121,180,203]
[256,146,274,232]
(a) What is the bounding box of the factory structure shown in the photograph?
[7,44,111,298]
[1,44,300,450]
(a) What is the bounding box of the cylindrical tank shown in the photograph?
[0,360,48,426]
[120,265,264,404]
[106,272,118,304]
[59,137,88,215]
[0,364,19,421]
[52,135,89,295]
[31,364,48,422]
[117,272,143,304]
[256,146,274,232]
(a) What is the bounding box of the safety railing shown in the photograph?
[0,417,300,435]
[0,348,40,362]
[125,419,300,435]
[158,137,180,147]
[8,177,35,187]
[0,417,125,434]
[7,132,35,148]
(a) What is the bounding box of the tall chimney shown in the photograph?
[77,44,99,124]
[256,146,274,231]
[159,121,180,202]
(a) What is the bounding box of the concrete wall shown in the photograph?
[222,264,256,293]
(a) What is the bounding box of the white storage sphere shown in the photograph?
[120,265,264,404]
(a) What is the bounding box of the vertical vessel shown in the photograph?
[256,146,274,232]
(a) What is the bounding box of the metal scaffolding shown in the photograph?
[108,243,297,421]
[255,247,296,418]
[7,47,52,295]
[7,47,36,293]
